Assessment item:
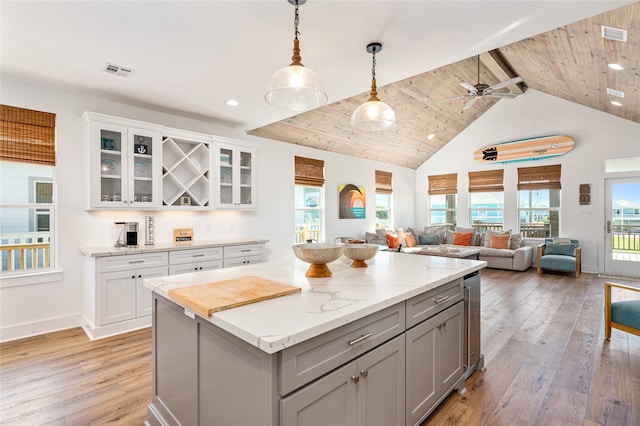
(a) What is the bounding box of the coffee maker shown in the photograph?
[115,222,139,247]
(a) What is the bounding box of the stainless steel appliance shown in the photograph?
[463,271,484,379]
[115,221,139,247]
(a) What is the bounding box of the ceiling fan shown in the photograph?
[432,55,524,111]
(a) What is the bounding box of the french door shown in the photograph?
[604,177,640,277]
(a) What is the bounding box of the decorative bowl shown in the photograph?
[292,243,344,278]
[343,243,379,268]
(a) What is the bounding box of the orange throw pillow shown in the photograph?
[386,233,400,249]
[405,233,416,247]
[453,232,473,246]
[490,234,511,249]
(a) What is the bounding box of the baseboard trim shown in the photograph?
[0,313,83,343]
[82,316,151,341]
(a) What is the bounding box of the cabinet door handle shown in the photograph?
[192,254,205,258]
[138,275,142,278]
[241,249,251,252]
[432,295,449,303]
[131,275,135,279]
[129,260,145,264]
[351,375,360,384]
[348,333,372,346]
[360,369,368,378]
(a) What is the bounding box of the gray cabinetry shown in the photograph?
[281,334,405,426]
[406,301,464,426]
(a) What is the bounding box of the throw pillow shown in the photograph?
[386,233,401,249]
[455,227,477,245]
[484,229,511,248]
[395,228,407,246]
[407,227,421,244]
[453,232,473,246]
[405,233,417,247]
[375,228,390,239]
[545,242,576,256]
[490,234,511,249]
[443,230,455,244]
[509,233,523,250]
[419,234,440,245]
[422,225,446,243]
[365,232,378,243]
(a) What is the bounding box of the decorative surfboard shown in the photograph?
[474,135,575,163]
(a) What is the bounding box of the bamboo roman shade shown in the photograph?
[375,170,393,194]
[517,164,562,190]
[468,169,504,192]
[0,105,56,166]
[428,173,457,195]
[294,156,325,187]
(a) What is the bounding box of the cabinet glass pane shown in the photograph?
[220,185,233,205]
[133,134,154,203]
[100,129,123,202]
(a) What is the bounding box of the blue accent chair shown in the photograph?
[537,238,581,278]
[605,282,640,339]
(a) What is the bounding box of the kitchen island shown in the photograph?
[144,251,485,426]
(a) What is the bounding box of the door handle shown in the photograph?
[348,333,372,346]
[607,220,611,234]
[351,375,360,384]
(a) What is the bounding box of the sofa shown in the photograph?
[366,226,534,272]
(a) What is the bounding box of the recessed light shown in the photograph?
[226,99,239,107]
[608,63,624,71]
[427,133,435,140]
[611,101,623,107]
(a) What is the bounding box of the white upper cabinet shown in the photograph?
[83,112,161,210]
[214,140,256,210]
[83,112,256,211]
[161,128,213,209]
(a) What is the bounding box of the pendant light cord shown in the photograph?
[294,0,300,40]
[371,48,377,81]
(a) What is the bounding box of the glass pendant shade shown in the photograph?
[350,97,396,131]
[265,64,327,111]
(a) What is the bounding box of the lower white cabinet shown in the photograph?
[280,334,405,426]
[98,265,168,325]
[82,241,267,340]
[223,243,266,267]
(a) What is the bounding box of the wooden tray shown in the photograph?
[168,275,301,317]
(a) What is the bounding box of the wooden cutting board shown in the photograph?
[168,276,301,317]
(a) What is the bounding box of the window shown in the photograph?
[517,165,561,238]
[0,105,56,275]
[294,156,324,243]
[375,170,392,229]
[428,173,457,226]
[469,169,504,232]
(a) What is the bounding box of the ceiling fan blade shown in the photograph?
[430,95,469,104]
[487,92,519,99]
[487,76,524,91]
[460,82,477,93]
[463,96,478,111]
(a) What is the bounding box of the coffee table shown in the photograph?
[416,245,480,260]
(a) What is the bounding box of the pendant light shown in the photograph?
[350,42,396,131]
[265,0,327,111]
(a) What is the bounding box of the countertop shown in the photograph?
[80,238,269,257]
[144,251,485,354]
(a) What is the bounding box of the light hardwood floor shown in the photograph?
[0,268,638,426]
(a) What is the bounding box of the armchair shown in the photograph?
[604,282,640,339]
[537,238,581,278]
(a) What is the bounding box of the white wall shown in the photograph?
[0,76,415,341]
[416,89,640,274]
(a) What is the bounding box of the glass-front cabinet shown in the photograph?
[84,112,161,209]
[214,142,255,210]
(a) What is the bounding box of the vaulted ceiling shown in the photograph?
[1,1,637,170]
[249,2,639,169]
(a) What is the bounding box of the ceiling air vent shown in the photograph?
[103,62,135,77]
[606,88,625,98]
[601,25,627,42]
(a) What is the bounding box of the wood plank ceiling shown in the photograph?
[248,3,639,170]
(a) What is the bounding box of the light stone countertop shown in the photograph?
[144,251,486,354]
[80,238,269,257]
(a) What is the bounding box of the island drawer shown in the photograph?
[97,252,168,273]
[169,247,223,264]
[406,278,463,329]
[279,302,405,396]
